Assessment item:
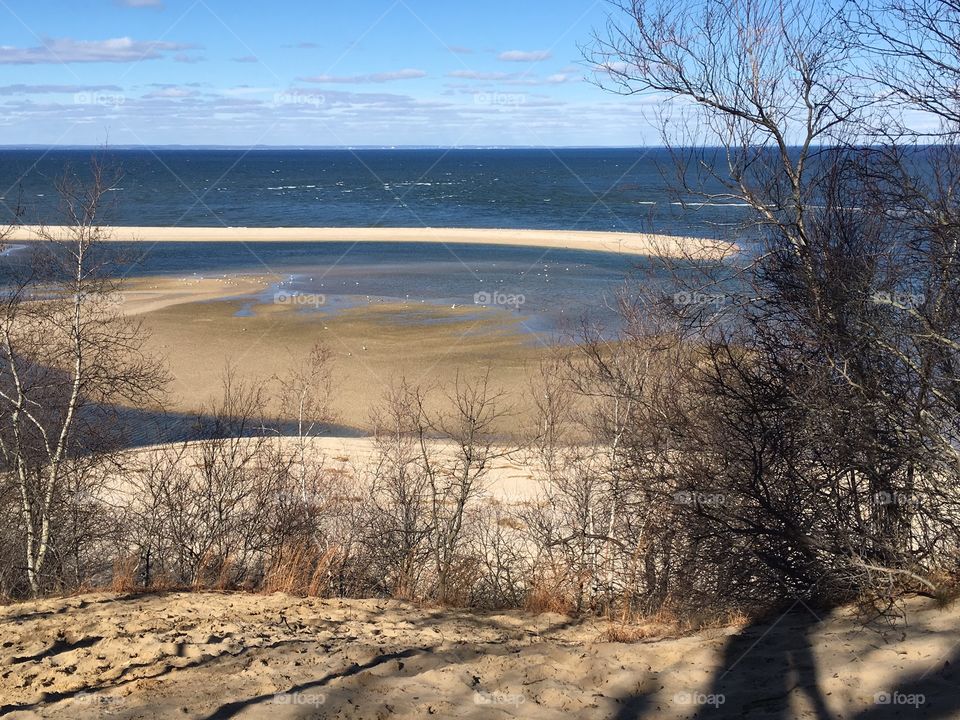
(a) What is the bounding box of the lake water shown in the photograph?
[0,147,751,237]
[0,147,737,335]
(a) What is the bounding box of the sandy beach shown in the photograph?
[2,591,956,719]
[118,434,543,504]
[8,225,737,260]
[22,225,733,432]
[117,275,275,316]
[7,1,960,718]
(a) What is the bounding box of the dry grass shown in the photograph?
[598,605,753,643]
[525,579,575,615]
[110,556,139,593]
[214,556,237,592]
[263,543,341,597]
[598,623,662,643]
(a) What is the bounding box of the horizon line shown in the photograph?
[0,143,666,150]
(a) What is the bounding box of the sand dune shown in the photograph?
[117,435,544,504]
[8,225,736,260]
[1,592,957,719]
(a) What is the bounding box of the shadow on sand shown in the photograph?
[615,603,960,719]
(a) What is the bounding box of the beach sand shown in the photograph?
[9,226,733,431]
[121,275,553,432]
[8,225,737,260]
[117,434,543,504]
[117,275,275,316]
[2,591,956,718]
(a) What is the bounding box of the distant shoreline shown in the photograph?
[7,226,735,260]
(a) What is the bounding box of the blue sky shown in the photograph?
[0,0,664,146]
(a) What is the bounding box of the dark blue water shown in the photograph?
[0,148,750,237]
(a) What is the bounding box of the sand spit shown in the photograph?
[8,226,736,260]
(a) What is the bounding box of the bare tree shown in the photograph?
[587,0,960,611]
[0,158,167,597]
[276,340,335,502]
[415,372,514,603]
[851,0,960,132]
[364,381,434,599]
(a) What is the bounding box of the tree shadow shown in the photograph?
[850,642,960,720]
[616,601,960,720]
[613,603,830,719]
[202,646,436,720]
[0,633,315,716]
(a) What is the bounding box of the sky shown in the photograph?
[0,0,665,146]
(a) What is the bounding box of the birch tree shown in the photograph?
[0,159,166,597]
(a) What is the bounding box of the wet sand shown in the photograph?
[123,275,549,432]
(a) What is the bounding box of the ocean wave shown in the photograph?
[671,201,754,208]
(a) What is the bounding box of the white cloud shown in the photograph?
[0,89,667,146]
[447,70,516,81]
[0,37,195,64]
[300,68,427,84]
[282,88,424,107]
[143,87,197,98]
[222,85,277,96]
[0,83,123,95]
[596,61,634,75]
[498,50,552,62]
[445,70,577,86]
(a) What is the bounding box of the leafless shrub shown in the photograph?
[357,374,520,606]
[363,381,435,599]
[579,0,960,617]
[469,500,530,609]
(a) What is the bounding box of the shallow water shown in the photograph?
[109,240,655,338]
